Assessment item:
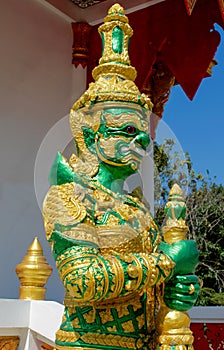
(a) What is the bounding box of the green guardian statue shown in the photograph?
[43,4,199,350]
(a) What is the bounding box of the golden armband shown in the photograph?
[108,252,175,297]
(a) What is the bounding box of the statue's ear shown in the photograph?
[82,127,96,151]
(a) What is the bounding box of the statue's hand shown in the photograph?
[159,240,199,276]
[163,275,200,311]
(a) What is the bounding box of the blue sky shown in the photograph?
[161,25,224,186]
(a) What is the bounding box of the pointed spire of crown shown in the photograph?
[72,3,152,111]
[92,3,136,81]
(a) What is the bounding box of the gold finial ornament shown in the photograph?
[169,183,184,197]
[157,184,194,350]
[162,183,188,243]
[72,4,153,111]
[15,237,52,300]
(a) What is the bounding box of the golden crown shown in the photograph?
[72,3,153,111]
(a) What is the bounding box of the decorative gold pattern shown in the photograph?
[106,256,125,299]
[15,237,52,300]
[98,225,142,251]
[80,332,136,349]
[97,134,125,158]
[69,109,101,176]
[56,329,80,343]
[60,224,99,246]
[104,110,148,130]
[0,337,19,350]
[41,343,54,350]
[43,182,87,239]
[73,77,152,112]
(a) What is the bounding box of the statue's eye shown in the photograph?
[126,126,136,134]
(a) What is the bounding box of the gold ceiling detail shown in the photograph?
[70,0,105,9]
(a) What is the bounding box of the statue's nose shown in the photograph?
[135,132,150,150]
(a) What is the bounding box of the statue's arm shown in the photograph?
[51,229,174,303]
[43,183,175,303]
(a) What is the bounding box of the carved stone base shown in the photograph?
[41,343,54,350]
[0,336,19,350]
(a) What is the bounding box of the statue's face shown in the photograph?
[94,107,150,173]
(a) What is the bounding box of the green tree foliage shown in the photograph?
[154,139,224,306]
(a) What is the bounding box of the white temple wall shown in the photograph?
[0,0,86,302]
